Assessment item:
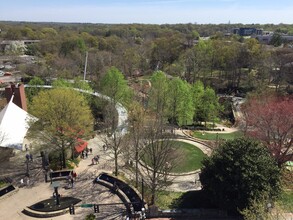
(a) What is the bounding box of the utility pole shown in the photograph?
[141,178,144,209]
[83,51,88,81]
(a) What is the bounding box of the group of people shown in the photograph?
[78,145,104,166]
[81,148,93,159]
[80,147,101,166]
[25,153,33,161]
[19,177,30,187]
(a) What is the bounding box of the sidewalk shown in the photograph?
[0,134,124,220]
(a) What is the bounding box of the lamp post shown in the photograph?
[26,159,29,177]
[83,51,88,81]
[216,132,219,147]
[51,181,60,206]
[25,154,30,177]
[141,178,144,209]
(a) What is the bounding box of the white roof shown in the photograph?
[0,96,36,150]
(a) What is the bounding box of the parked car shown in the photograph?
[0,70,4,76]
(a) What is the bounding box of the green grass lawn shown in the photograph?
[192,131,243,141]
[143,140,206,173]
[278,190,293,212]
[171,141,206,173]
[0,181,7,188]
[156,191,183,209]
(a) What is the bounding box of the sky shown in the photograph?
[1,0,293,24]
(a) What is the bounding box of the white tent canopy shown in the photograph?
[0,96,35,150]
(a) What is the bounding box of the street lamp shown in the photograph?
[26,160,29,177]
[51,181,60,206]
[216,132,219,147]
[141,178,145,209]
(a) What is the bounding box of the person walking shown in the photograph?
[71,177,74,188]
[26,177,30,186]
[29,153,33,161]
[71,170,77,180]
[95,155,100,164]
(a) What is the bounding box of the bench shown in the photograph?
[94,173,144,212]
[49,170,72,182]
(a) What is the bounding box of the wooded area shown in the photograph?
[0,21,292,95]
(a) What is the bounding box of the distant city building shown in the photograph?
[254,34,293,44]
[232,28,263,36]
[232,28,293,45]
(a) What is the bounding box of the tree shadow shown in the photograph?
[170,190,216,209]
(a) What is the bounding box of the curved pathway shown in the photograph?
[24,85,128,135]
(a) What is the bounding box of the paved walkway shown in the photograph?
[1,128,292,219]
[0,135,126,220]
[0,128,213,219]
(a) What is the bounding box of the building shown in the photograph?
[5,83,27,111]
[232,28,263,36]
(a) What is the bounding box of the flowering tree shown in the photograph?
[5,41,27,55]
[242,95,293,166]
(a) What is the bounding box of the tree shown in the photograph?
[148,71,169,131]
[72,77,94,102]
[100,67,132,176]
[26,76,45,103]
[128,101,146,187]
[270,33,283,47]
[150,33,183,70]
[102,129,127,177]
[121,47,140,77]
[29,88,93,168]
[59,37,86,57]
[201,87,221,127]
[100,67,132,110]
[194,85,221,127]
[242,95,293,166]
[52,78,73,88]
[4,41,27,55]
[240,194,286,220]
[167,77,193,126]
[140,121,180,205]
[200,138,281,214]
[194,40,213,83]
[191,80,205,124]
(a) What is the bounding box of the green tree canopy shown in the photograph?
[192,82,221,126]
[100,67,132,176]
[100,67,132,106]
[200,138,281,214]
[26,76,45,103]
[167,77,193,126]
[29,88,93,168]
[148,71,169,126]
[191,80,205,123]
[52,78,73,88]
